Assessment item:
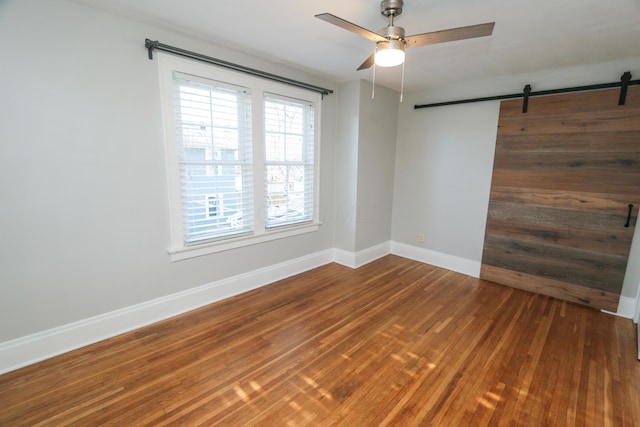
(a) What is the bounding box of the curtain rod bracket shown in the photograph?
[145,39,158,60]
[522,84,532,113]
[619,72,632,106]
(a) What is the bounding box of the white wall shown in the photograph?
[333,80,398,256]
[333,81,360,252]
[0,0,337,343]
[355,81,398,252]
[392,100,499,262]
[392,59,640,305]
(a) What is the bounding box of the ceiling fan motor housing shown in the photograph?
[381,0,403,17]
[378,25,405,41]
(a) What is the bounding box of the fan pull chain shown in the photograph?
[400,59,405,102]
[371,47,377,99]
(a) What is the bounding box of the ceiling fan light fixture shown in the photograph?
[316,0,495,72]
[374,39,405,67]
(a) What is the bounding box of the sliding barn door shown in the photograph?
[481,86,640,311]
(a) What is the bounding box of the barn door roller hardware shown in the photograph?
[522,84,532,113]
[618,71,632,106]
[625,204,634,228]
[414,72,638,111]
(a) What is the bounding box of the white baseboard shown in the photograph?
[0,249,334,375]
[617,296,637,319]
[9,241,627,373]
[332,248,357,268]
[333,242,391,269]
[602,296,637,319]
[634,288,640,324]
[390,241,481,278]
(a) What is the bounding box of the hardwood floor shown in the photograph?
[1,255,639,426]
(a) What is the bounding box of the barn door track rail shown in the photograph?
[414,72,639,113]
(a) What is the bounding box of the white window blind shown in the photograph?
[158,53,322,260]
[173,74,253,244]
[264,95,315,228]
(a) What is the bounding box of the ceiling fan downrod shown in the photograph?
[378,0,405,43]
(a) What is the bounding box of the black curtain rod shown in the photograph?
[414,72,639,110]
[145,39,334,97]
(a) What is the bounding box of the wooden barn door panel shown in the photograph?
[480,86,640,311]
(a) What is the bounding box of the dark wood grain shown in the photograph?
[488,186,638,214]
[486,201,636,256]
[496,131,640,153]
[496,108,640,135]
[480,264,621,311]
[0,256,639,425]
[481,86,640,310]
[498,86,640,115]
[483,234,628,293]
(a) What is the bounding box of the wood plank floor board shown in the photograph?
[1,255,639,426]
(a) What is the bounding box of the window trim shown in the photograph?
[157,53,322,261]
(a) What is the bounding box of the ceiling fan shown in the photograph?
[315,0,495,70]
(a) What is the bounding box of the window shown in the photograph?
[174,76,253,243]
[157,54,321,260]
[264,95,315,228]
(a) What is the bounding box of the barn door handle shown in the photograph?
[624,204,633,228]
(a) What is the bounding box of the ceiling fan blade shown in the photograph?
[357,53,375,70]
[405,22,495,48]
[315,13,387,43]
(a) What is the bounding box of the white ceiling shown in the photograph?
[75,0,640,92]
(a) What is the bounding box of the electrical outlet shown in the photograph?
[418,233,425,243]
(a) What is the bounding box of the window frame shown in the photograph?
[157,53,321,261]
